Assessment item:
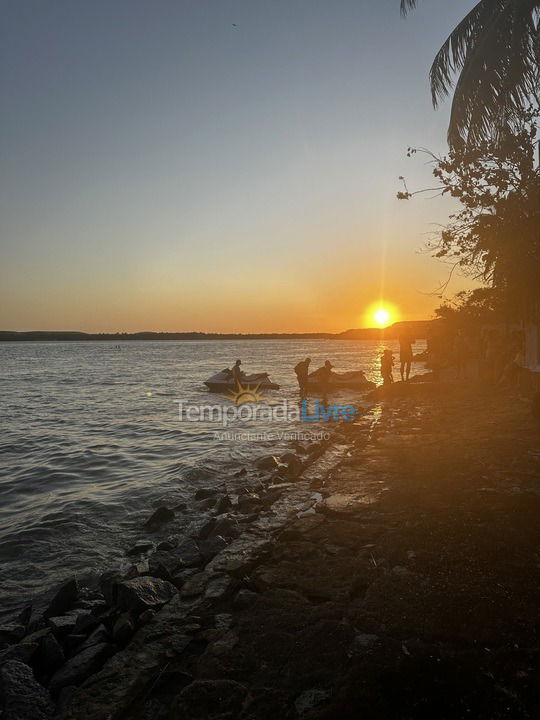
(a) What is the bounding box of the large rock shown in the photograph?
[39,633,65,673]
[254,455,279,471]
[44,579,79,619]
[0,643,38,666]
[49,643,115,694]
[144,506,175,530]
[148,539,203,582]
[0,624,25,647]
[198,517,240,542]
[0,660,54,719]
[194,487,219,500]
[47,614,79,638]
[115,577,177,614]
[71,625,109,656]
[112,614,135,645]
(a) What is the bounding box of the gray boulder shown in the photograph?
[144,506,175,530]
[44,579,78,619]
[255,455,279,471]
[112,613,135,645]
[48,643,115,693]
[0,660,54,720]
[115,576,177,614]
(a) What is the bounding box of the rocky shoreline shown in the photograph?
[2,380,540,719]
[0,417,356,719]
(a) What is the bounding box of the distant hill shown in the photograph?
[337,320,433,340]
[0,321,432,342]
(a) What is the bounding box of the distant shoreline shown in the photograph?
[0,321,432,342]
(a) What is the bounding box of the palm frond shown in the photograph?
[400,0,418,17]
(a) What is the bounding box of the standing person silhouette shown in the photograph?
[294,357,311,396]
[398,327,414,382]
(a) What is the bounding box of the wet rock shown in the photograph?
[156,538,177,552]
[236,492,262,513]
[349,633,380,654]
[49,642,115,694]
[294,687,332,716]
[39,633,65,672]
[138,609,155,626]
[126,541,154,556]
[194,487,219,500]
[255,455,280,471]
[0,642,38,666]
[0,660,54,720]
[214,614,234,629]
[147,552,177,582]
[20,627,51,646]
[116,577,177,614]
[232,589,258,610]
[198,535,228,563]
[215,494,232,514]
[179,572,209,598]
[99,570,119,606]
[144,506,175,530]
[112,613,135,645]
[199,516,240,542]
[285,454,304,478]
[44,579,79,619]
[148,539,203,582]
[175,538,203,567]
[173,679,247,719]
[62,635,88,656]
[204,574,237,600]
[0,624,25,646]
[55,686,76,715]
[76,598,107,614]
[72,613,100,636]
[72,624,109,655]
[122,559,150,580]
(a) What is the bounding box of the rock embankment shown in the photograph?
[0,439,341,720]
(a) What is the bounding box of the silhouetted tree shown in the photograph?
[401,0,540,147]
[399,107,540,317]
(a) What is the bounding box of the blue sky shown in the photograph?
[0,0,477,332]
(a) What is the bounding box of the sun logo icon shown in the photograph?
[222,381,266,406]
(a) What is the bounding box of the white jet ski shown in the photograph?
[204,369,280,393]
[306,370,375,393]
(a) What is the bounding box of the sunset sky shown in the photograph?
[0,0,478,333]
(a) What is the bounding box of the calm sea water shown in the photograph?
[0,339,424,616]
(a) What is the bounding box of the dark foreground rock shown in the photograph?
[144,506,175,530]
[115,576,177,614]
[0,660,54,719]
[49,643,116,694]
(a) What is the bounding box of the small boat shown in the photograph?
[204,369,280,393]
[306,370,375,393]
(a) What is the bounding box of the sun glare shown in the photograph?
[374,307,391,327]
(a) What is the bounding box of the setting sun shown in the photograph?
[374,307,391,327]
[363,301,399,329]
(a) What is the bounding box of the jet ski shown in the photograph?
[204,369,280,393]
[306,370,375,393]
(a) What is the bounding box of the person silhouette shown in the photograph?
[294,357,311,396]
[399,327,414,382]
